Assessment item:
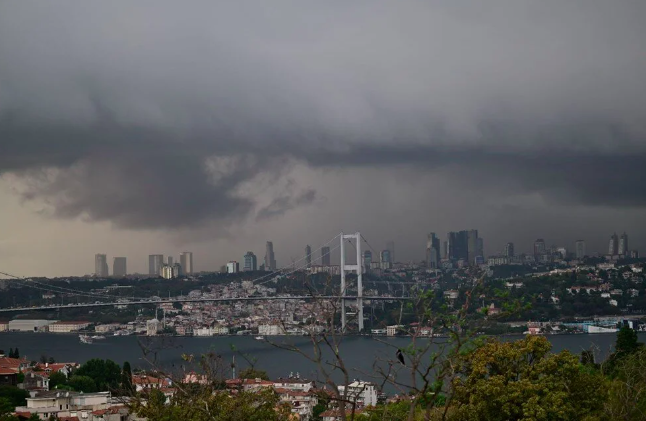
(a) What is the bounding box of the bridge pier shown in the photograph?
[340,232,363,332]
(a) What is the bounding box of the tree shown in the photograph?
[449,335,607,421]
[74,359,122,391]
[615,326,640,356]
[605,348,646,420]
[67,375,97,393]
[0,397,13,416]
[49,372,68,389]
[238,367,269,381]
[0,387,28,410]
[121,361,133,394]
[12,349,18,359]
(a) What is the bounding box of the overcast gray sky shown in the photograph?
[1,1,645,277]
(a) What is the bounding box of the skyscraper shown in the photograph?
[609,233,619,256]
[149,254,164,276]
[618,232,628,256]
[305,245,312,268]
[321,246,331,266]
[467,229,479,265]
[447,231,469,262]
[575,240,585,259]
[534,239,546,257]
[265,241,276,271]
[426,233,440,268]
[167,256,174,266]
[504,242,514,258]
[386,240,395,264]
[362,250,372,272]
[243,251,257,271]
[113,257,127,277]
[180,252,193,275]
[380,249,391,268]
[476,237,484,260]
[95,254,109,277]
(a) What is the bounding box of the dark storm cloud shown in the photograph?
[1,1,645,229]
[256,189,317,221]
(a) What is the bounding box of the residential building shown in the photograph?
[265,241,277,271]
[48,321,90,333]
[619,232,628,256]
[321,246,331,266]
[180,252,194,274]
[14,391,111,420]
[426,233,440,269]
[95,254,109,277]
[23,372,50,391]
[338,381,378,408]
[149,254,164,276]
[386,240,395,263]
[8,320,55,332]
[0,369,18,387]
[609,233,619,256]
[305,245,312,268]
[112,257,127,277]
[161,263,182,279]
[243,251,258,271]
[575,240,586,259]
[0,322,8,332]
[226,261,240,274]
[386,325,403,336]
[504,242,514,258]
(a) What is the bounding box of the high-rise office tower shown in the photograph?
[113,257,127,277]
[426,233,441,268]
[265,241,276,271]
[380,249,391,264]
[476,237,484,259]
[321,246,331,266]
[180,252,193,275]
[618,232,628,256]
[504,242,514,258]
[243,251,257,271]
[447,231,469,261]
[386,241,395,263]
[363,250,372,272]
[149,254,164,276]
[95,254,109,277]
[467,229,479,264]
[167,256,174,266]
[609,233,619,255]
[575,240,585,259]
[534,239,546,257]
[442,241,448,259]
[305,245,312,268]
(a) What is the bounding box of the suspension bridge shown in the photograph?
[0,232,416,330]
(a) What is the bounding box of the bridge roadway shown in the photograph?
[0,295,409,313]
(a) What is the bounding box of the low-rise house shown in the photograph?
[0,368,18,386]
[23,372,50,391]
[225,378,273,392]
[131,375,172,392]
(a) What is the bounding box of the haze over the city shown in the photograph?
[1,1,645,277]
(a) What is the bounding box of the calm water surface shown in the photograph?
[2,332,643,390]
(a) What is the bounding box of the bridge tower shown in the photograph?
[340,232,363,332]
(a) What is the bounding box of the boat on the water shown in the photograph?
[254,336,265,341]
[79,334,93,344]
[91,335,105,340]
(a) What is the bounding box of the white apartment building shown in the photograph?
[338,381,378,408]
[15,391,110,420]
[48,321,90,333]
[146,319,161,336]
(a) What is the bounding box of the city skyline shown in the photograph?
[1,2,645,277]
[75,229,641,278]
